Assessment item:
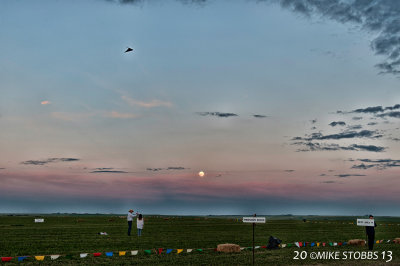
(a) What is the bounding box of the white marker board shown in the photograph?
[242,217,266,223]
[357,219,374,226]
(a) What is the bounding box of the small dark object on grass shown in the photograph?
[267,236,282,249]
[11,224,24,226]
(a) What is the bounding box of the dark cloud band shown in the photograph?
[21,158,80,166]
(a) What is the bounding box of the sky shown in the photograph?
[1,0,400,215]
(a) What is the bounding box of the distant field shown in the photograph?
[0,215,399,265]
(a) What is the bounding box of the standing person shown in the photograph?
[366,215,377,250]
[127,209,137,236]
[137,214,144,236]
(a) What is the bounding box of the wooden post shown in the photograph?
[253,213,256,265]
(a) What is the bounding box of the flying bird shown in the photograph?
[125,47,133,53]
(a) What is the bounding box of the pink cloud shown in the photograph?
[122,95,173,108]
[104,111,139,119]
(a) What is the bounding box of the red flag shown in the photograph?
[93,253,102,257]
[158,248,163,254]
[322,243,326,247]
[1,257,13,262]
[299,242,303,247]
[338,242,343,246]
[261,245,267,249]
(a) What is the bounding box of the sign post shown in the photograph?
[243,214,266,265]
[357,219,375,243]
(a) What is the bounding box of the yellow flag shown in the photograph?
[35,256,45,261]
[119,251,126,256]
[317,243,320,247]
[376,240,379,244]
[177,249,183,254]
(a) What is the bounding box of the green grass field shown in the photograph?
[1,215,399,265]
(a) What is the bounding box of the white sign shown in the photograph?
[357,219,374,226]
[34,218,44,223]
[243,217,266,223]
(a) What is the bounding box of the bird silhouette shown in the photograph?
[125,47,133,53]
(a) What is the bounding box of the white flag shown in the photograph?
[131,250,138,256]
[50,255,60,260]
[281,244,287,248]
[255,246,260,249]
[80,253,88,258]
[187,249,193,253]
[240,247,245,250]
[333,242,337,246]
[295,242,300,248]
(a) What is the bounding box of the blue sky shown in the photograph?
[1,0,400,215]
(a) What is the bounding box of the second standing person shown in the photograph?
[137,214,144,236]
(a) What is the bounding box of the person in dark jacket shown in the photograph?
[366,215,377,250]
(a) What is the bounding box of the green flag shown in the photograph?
[144,250,152,255]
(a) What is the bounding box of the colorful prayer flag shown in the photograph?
[317,243,320,247]
[187,249,193,253]
[177,249,183,254]
[105,252,113,257]
[166,249,173,254]
[144,250,152,255]
[1,257,13,262]
[196,249,203,252]
[35,256,45,261]
[119,251,126,256]
[158,248,163,254]
[50,255,60,260]
[80,253,88,258]
[255,246,260,249]
[311,242,315,247]
[295,242,300,248]
[93,253,102,257]
[131,250,138,256]
[287,244,292,248]
[18,257,28,262]
[281,244,287,248]
[323,243,326,247]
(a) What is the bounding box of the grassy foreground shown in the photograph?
[0,215,399,265]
